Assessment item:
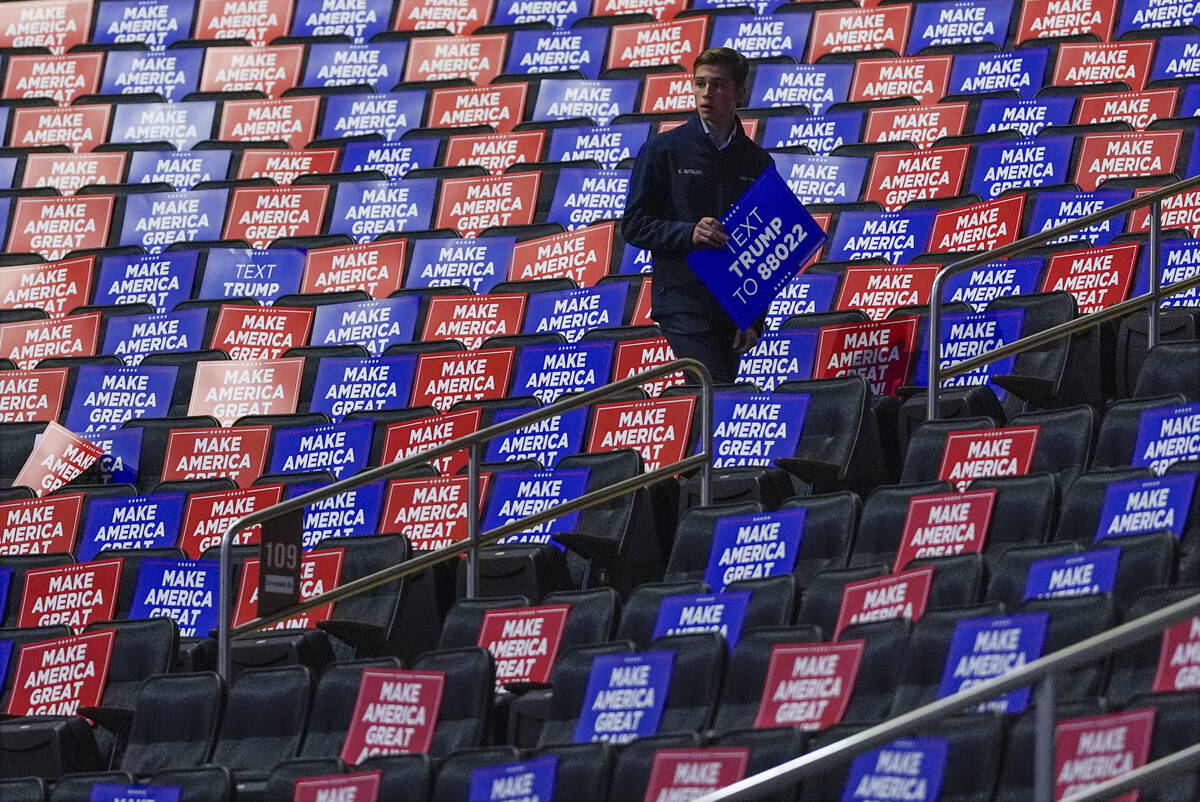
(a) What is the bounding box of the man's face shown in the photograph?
[693,64,741,130]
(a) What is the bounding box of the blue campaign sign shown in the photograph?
[771,153,867,206]
[912,309,1024,400]
[84,429,143,486]
[1134,238,1200,308]
[485,405,588,468]
[693,0,788,12]
[841,738,949,802]
[829,209,937,264]
[310,296,420,355]
[481,468,591,549]
[101,48,203,100]
[937,612,1050,712]
[549,168,630,230]
[507,28,607,79]
[750,64,853,116]
[942,258,1043,312]
[309,355,419,422]
[407,237,515,293]
[686,167,828,331]
[77,493,187,561]
[126,149,232,191]
[0,639,10,689]
[652,591,752,647]
[1180,85,1200,118]
[1152,35,1200,82]
[736,329,818,391]
[0,156,16,189]
[120,188,228,253]
[304,42,407,90]
[710,14,810,60]
[65,365,177,433]
[975,96,1074,137]
[1029,190,1132,247]
[88,785,181,802]
[711,392,809,468]
[532,79,640,127]
[329,178,437,243]
[196,248,305,305]
[764,273,839,329]
[95,0,192,49]
[1187,136,1200,181]
[128,558,220,639]
[269,419,374,479]
[1096,473,1197,540]
[1118,0,1200,34]
[511,341,614,403]
[492,0,588,26]
[284,480,386,549]
[102,309,208,365]
[548,123,652,170]
[705,507,805,591]
[1022,548,1120,601]
[1134,402,1200,474]
[970,135,1073,200]
[110,101,217,150]
[95,251,199,313]
[321,92,426,140]
[524,284,628,342]
[0,568,10,619]
[909,0,1012,50]
[293,0,393,40]
[949,48,1048,99]
[468,755,558,802]
[573,650,673,744]
[618,245,652,275]
[761,111,863,155]
[340,139,440,180]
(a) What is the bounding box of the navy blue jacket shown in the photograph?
[621,113,775,321]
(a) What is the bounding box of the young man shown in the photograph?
[621,47,775,384]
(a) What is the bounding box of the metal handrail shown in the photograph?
[216,357,715,679]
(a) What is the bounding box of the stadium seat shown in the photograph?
[431,746,522,802]
[711,626,823,733]
[412,647,495,758]
[298,658,404,760]
[208,665,312,779]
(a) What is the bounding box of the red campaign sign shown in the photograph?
[233,548,344,629]
[3,52,102,105]
[382,475,490,551]
[209,305,315,361]
[13,420,103,496]
[187,357,304,427]
[752,641,864,731]
[0,255,93,318]
[587,397,694,472]
[428,83,527,133]
[1016,0,1115,44]
[445,131,544,176]
[1129,186,1200,236]
[631,277,653,326]
[8,195,114,261]
[937,425,1041,491]
[865,145,968,210]
[0,312,100,369]
[237,148,340,184]
[9,104,110,152]
[22,153,126,195]
[1040,242,1138,315]
[477,604,570,689]
[161,425,273,489]
[436,173,539,237]
[395,0,494,34]
[612,337,684,398]
[813,316,919,396]
[411,348,515,412]
[218,97,321,149]
[5,629,114,717]
[837,265,939,321]
[195,0,293,45]
[1074,131,1182,191]
[0,368,68,424]
[223,185,330,249]
[808,5,911,62]
[863,102,968,149]
[302,240,406,298]
[805,213,832,271]
[894,488,998,571]
[381,407,481,476]
[642,749,750,802]
[422,294,526,350]
[640,73,695,115]
[1054,708,1155,802]
[595,0,686,20]
[929,195,1025,254]
[658,118,758,140]
[294,771,382,802]
[0,492,83,555]
[18,558,122,631]
[850,55,951,105]
[1052,42,1154,91]
[510,222,614,286]
[1075,89,1179,130]
[1153,615,1200,692]
[341,669,446,764]
[405,33,508,84]
[0,0,92,53]
[833,566,934,638]
[178,483,284,559]
[607,17,707,71]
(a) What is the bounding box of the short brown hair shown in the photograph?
[693,47,750,90]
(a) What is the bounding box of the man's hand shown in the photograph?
[733,325,761,355]
[692,216,727,249]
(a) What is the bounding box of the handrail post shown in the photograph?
[1149,198,1162,349]
[700,367,714,506]
[217,521,239,681]
[466,441,482,599]
[926,270,946,421]
[1034,673,1056,802]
